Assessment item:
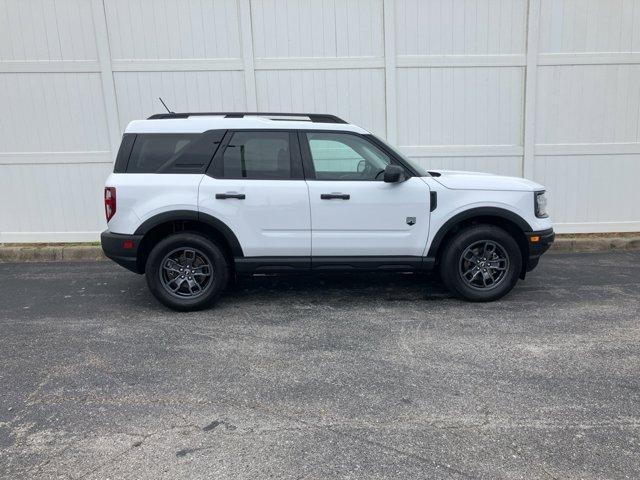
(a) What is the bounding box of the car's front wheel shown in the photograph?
[440,225,522,302]
[145,233,229,311]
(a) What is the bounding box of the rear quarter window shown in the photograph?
[120,131,225,174]
[127,134,200,173]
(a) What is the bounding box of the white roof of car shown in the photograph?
[125,113,370,135]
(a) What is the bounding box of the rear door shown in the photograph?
[300,131,431,257]
[198,130,311,257]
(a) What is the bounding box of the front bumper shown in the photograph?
[525,228,555,272]
[101,230,144,274]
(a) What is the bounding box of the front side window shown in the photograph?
[220,131,292,180]
[305,132,392,181]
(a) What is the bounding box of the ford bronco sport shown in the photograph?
[101,112,554,310]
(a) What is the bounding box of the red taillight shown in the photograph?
[104,187,116,222]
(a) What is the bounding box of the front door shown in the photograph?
[198,130,310,257]
[300,131,431,257]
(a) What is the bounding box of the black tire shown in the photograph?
[145,232,229,311]
[439,225,522,302]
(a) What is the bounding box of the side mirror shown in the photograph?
[383,164,406,183]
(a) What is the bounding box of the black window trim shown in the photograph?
[206,129,304,180]
[113,133,136,173]
[297,129,418,181]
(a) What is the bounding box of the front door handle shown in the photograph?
[321,193,350,200]
[216,192,246,200]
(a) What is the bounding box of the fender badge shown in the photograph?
[406,217,416,226]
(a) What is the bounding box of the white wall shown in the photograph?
[0,0,639,242]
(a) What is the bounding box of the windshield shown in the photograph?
[365,135,430,177]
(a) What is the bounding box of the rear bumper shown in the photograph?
[100,230,144,274]
[525,228,555,271]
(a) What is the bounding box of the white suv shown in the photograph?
[101,112,554,310]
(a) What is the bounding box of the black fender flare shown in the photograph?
[427,207,532,258]
[134,210,244,257]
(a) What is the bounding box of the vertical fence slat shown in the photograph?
[91,0,121,160]
[238,0,257,110]
[523,0,541,179]
[383,0,397,144]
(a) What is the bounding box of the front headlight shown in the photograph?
[535,191,548,218]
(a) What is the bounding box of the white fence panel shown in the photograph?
[251,0,384,59]
[532,155,640,232]
[536,64,640,145]
[539,0,640,54]
[394,0,527,186]
[0,0,639,241]
[396,67,524,146]
[255,69,387,138]
[114,71,247,129]
[0,0,97,62]
[0,163,112,242]
[0,72,109,152]
[533,0,640,232]
[104,0,242,61]
[396,0,527,56]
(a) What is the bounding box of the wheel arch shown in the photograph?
[134,210,243,273]
[427,207,532,278]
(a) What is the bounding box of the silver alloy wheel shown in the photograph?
[458,240,510,290]
[159,247,214,298]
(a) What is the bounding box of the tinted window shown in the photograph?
[305,132,392,181]
[220,131,292,179]
[126,133,223,174]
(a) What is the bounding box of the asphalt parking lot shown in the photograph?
[1,251,639,479]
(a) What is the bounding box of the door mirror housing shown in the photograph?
[383,164,406,183]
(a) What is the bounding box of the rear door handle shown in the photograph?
[321,193,350,200]
[215,192,246,200]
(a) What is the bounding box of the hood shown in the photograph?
[428,170,544,192]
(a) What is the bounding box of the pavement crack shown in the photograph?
[324,425,475,479]
[230,400,475,478]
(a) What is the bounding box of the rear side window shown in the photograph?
[122,130,224,174]
[219,131,293,180]
[127,134,199,173]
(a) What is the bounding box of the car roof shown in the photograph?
[124,113,370,135]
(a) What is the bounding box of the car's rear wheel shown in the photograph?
[145,233,229,311]
[440,225,522,302]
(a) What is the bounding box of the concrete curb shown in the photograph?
[0,245,105,263]
[549,237,640,253]
[1,236,639,263]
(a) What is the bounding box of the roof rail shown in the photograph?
[146,112,347,124]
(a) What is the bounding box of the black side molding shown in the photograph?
[233,256,436,274]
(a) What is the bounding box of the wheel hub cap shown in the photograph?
[159,248,214,298]
[458,240,509,290]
